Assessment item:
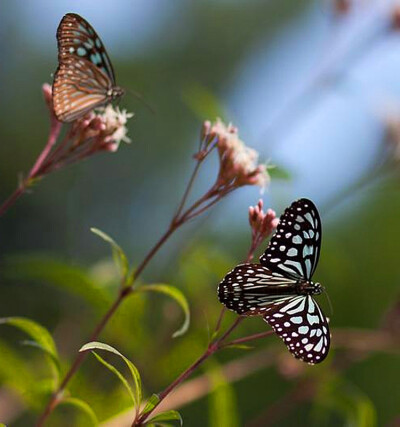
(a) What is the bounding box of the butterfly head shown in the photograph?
[108,86,125,100]
[312,281,323,295]
[298,280,323,296]
[107,86,125,101]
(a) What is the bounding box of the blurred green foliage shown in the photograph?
[0,1,399,426]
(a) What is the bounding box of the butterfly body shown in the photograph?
[53,13,124,122]
[218,198,330,364]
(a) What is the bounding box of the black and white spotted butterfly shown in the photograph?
[52,13,124,122]
[218,198,330,364]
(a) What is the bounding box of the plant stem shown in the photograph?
[214,307,226,336]
[134,223,179,280]
[0,185,26,218]
[29,122,62,178]
[220,330,275,349]
[0,121,62,218]
[173,158,203,221]
[135,317,244,426]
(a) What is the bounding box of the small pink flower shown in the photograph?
[249,199,279,243]
[201,118,270,192]
[70,104,134,151]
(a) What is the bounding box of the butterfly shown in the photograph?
[52,13,124,122]
[218,198,330,364]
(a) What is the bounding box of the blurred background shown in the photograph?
[0,0,399,425]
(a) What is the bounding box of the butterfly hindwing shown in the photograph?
[218,264,298,315]
[263,295,330,364]
[52,56,111,122]
[260,198,321,281]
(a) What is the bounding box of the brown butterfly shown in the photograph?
[52,13,124,122]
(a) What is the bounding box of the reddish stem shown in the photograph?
[135,317,244,426]
[220,330,275,348]
[214,307,227,336]
[29,121,62,178]
[173,158,204,221]
[0,185,26,218]
[0,119,62,218]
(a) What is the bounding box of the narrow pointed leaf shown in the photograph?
[208,362,239,427]
[224,344,253,350]
[59,397,98,426]
[0,317,60,384]
[91,228,129,282]
[138,284,190,338]
[181,81,225,121]
[147,410,183,426]
[0,317,57,357]
[80,341,141,408]
[2,255,111,312]
[142,393,160,416]
[268,164,291,180]
[20,340,61,378]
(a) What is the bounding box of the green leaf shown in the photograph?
[181,81,226,121]
[1,255,111,312]
[147,410,183,426]
[0,339,39,407]
[313,375,377,427]
[223,344,253,350]
[267,164,291,180]
[91,228,130,284]
[207,362,239,427]
[59,397,98,426]
[20,340,61,379]
[142,393,161,416]
[0,317,60,384]
[0,317,57,357]
[80,341,141,410]
[138,284,190,338]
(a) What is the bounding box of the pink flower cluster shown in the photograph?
[200,119,270,192]
[37,84,134,176]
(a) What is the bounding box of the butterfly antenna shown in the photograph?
[323,287,334,316]
[125,88,156,114]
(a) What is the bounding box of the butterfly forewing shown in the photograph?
[52,13,122,122]
[56,13,115,83]
[218,264,298,315]
[263,295,330,364]
[260,198,321,281]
